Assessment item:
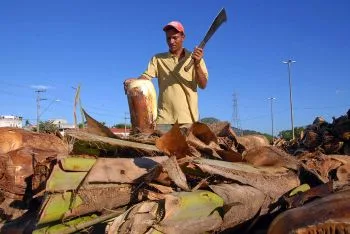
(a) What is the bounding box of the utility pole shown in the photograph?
[72,85,85,129]
[36,89,47,132]
[268,97,276,142]
[283,59,296,140]
[232,92,242,136]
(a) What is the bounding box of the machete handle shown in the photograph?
[184,42,205,72]
[184,58,195,72]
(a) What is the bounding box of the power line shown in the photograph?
[232,92,242,135]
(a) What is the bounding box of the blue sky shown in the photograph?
[1,0,349,134]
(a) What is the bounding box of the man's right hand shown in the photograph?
[124,76,149,94]
[123,78,137,94]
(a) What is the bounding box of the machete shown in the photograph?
[184,8,227,72]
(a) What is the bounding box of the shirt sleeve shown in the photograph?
[142,56,158,79]
[198,59,209,80]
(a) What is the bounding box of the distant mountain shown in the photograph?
[200,117,220,124]
[200,117,272,140]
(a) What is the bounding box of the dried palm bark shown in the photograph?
[156,122,242,162]
[85,156,167,184]
[0,127,68,155]
[236,134,270,152]
[268,189,350,234]
[155,122,191,158]
[160,156,190,191]
[155,191,223,233]
[302,129,322,149]
[328,155,350,182]
[244,145,299,170]
[280,110,350,155]
[36,186,132,226]
[337,164,350,182]
[0,128,67,200]
[207,121,240,152]
[106,190,224,234]
[36,156,169,226]
[65,130,162,157]
[9,119,349,233]
[106,201,161,234]
[333,115,350,141]
[192,158,300,201]
[298,152,349,183]
[0,127,68,222]
[344,142,350,155]
[63,185,133,220]
[82,108,120,138]
[210,183,266,231]
[187,122,242,162]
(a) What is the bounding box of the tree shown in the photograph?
[278,126,305,140]
[34,121,59,134]
[112,123,131,128]
[25,119,30,126]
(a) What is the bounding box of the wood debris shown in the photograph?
[0,110,349,233]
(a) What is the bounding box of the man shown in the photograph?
[124,21,209,132]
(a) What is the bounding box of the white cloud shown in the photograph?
[30,85,53,90]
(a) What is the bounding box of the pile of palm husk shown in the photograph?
[275,109,350,156]
[0,111,349,233]
[0,128,69,223]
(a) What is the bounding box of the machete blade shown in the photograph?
[200,8,227,48]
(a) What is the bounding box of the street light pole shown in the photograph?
[268,97,276,142]
[124,112,130,137]
[35,89,47,133]
[282,59,296,140]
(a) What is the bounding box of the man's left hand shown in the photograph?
[192,47,204,65]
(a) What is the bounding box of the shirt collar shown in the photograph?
[167,48,190,58]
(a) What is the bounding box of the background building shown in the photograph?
[110,127,130,138]
[50,119,75,135]
[0,115,23,128]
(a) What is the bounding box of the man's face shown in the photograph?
[165,28,185,53]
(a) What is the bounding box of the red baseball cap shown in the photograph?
[163,21,185,33]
